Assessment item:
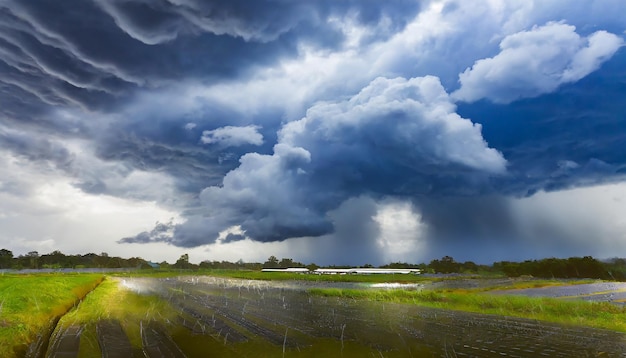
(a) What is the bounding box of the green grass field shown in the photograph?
[0,270,622,356]
[173,269,450,283]
[308,287,626,332]
[0,273,103,356]
[114,268,430,282]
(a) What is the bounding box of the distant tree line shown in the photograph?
[256,255,626,281]
[261,256,307,269]
[0,249,152,270]
[426,256,485,274]
[2,247,626,281]
[422,255,626,280]
[492,256,626,280]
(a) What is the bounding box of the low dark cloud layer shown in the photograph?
[1,0,626,263]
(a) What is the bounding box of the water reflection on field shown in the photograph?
[491,281,626,305]
[116,276,626,357]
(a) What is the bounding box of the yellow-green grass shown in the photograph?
[308,288,626,332]
[55,277,179,357]
[0,273,104,356]
[196,270,597,286]
[168,270,605,289]
[446,278,600,293]
[114,270,608,291]
[111,269,435,283]
[112,269,200,278]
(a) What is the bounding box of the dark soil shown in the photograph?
[141,321,186,358]
[45,325,81,358]
[96,320,133,358]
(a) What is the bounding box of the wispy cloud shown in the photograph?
[201,125,264,147]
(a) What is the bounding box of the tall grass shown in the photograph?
[178,269,595,287]
[192,269,436,283]
[0,273,103,356]
[308,288,626,332]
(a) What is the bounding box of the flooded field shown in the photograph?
[42,276,626,357]
[491,282,626,305]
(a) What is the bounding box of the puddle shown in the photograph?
[491,282,626,305]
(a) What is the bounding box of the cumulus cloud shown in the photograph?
[123,75,506,246]
[281,76,507,175]
[201,125,263,147]
[193,143,331,243]
[452,22,623,103]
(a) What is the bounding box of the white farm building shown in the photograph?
[262,267,421,275]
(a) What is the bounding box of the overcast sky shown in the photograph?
[1,0,625,265]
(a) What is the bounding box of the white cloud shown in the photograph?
[452,22,623,103]
[561,30,624,82]
[281,75,507,174]
[0,178,181,259]
[374,200,427,263]
[201,125,264,147]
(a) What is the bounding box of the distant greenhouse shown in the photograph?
[261,268,310,273]
[262,267,421,275]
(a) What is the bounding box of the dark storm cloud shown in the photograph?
[122,75,507,245]
[3,0,626,263]
[121,42,626,249]
[88,99,282,194]
[0,0,423,195]
[313,196,383,266]
[409,195,526,261]
[221,233,245,244]
[0,129,73,172]
[92,129,227,193]
[119,220,174,244]
[0,0,423,111]
[92,0,422,44]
